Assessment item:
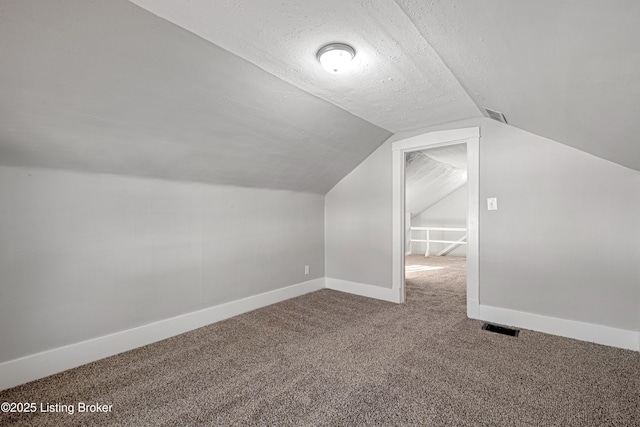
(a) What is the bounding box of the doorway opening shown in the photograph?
[404,144,468,303]
[391,127,480,319]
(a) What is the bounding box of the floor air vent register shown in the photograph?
[482,322,520,337]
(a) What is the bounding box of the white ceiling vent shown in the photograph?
[483,107,507,124]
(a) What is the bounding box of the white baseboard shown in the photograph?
[0,278,325,391]
[478,304,640,351]
[325,277,401,303]
[5,279,635,391]
[467,298,480,319]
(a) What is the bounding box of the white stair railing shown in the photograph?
[409,227,467,256]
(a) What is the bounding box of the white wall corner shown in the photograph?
[325,277,400,303]
[391,286,404,304]
[467,299,480,319]
[478,304,640,352]
[0,278,325,391]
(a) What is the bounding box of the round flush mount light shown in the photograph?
[317,43,356,73]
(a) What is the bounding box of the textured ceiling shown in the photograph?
[1,0,638,197]
[127,0,481,133]
[405,145,467,217]
[129,0,640,171]
[0,0,390,194]
[421,144,468,171]
[396,0,640,171]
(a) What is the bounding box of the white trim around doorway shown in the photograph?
[391,127,480,318]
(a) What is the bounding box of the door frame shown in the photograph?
[391,127,480,319]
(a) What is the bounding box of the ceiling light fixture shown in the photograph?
[317,43,355,73]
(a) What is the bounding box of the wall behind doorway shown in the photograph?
[411,183,468,257]
[325,117,640,343]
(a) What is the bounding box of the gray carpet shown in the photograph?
[1,255,639,426]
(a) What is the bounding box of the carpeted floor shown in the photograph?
[1,255,639,426]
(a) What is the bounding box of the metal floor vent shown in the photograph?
[482,322,519,337]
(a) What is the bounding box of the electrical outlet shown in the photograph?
[304,265,310,275]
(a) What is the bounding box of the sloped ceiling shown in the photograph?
[0,0,391,194]
[127,0,481,133]
[405,144,467,217]
[131,0,640,171]
[1,1,639,196]
[395,0,640,171]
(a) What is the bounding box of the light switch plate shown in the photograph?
[487,198,498,211]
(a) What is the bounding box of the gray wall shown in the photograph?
[0,166,325,363]
[412,183,467,257]
[325,117,640,331]
[479,119,639,330]
[324,142,393,287]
